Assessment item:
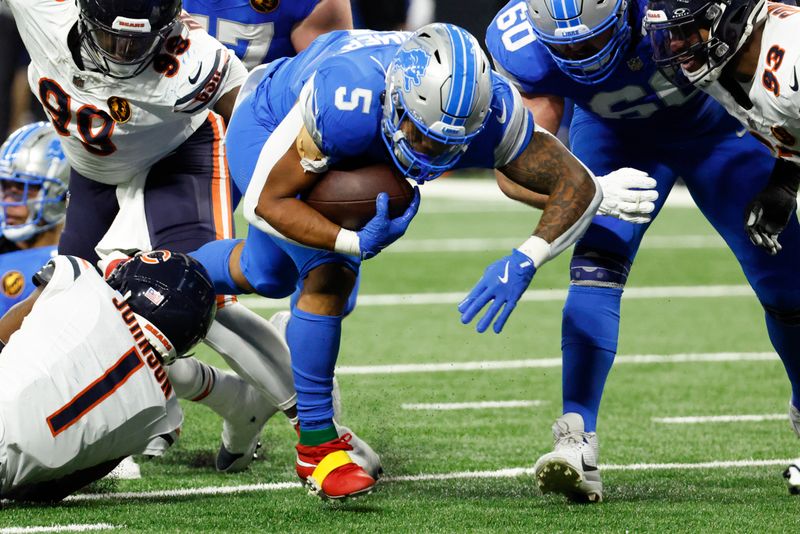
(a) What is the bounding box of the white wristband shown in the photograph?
[334,228,361,257]
[516,236,551,268]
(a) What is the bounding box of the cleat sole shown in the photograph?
[534,458,603,503]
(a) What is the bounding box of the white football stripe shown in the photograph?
[653,414,788,424]
[0,525,119,534]
[401,400,547,410]
[336,352,777,375]
[387,235,724,253]
[239,284,755,310]
[59,458,795,503]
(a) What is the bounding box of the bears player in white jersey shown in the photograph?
[0,251,214,502]
[0,0,330,473]
[645,0,800,493]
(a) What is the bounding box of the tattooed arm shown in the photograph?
[498,127,601,266]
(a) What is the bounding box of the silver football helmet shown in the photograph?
[382,23,493,182]
[526,0,631,84]
[0,122,70,243]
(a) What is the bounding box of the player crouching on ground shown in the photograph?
[0,251,215,503]
[645,0,800,495]
[191,23,656,501]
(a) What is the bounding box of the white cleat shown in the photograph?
[105,456,142,480]
[216,381,278,473]
[785,403,800,495]
[533,412,603,503]
[334,423,383,480]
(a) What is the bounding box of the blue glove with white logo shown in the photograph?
[458,249,537,333]
[357,187,420,259]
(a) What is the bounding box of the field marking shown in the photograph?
[60,458,794,503]
[653,414,788,424]
[401,400,547,411]
[239,284,755,310]
[389,235,724,253]
[336,352,777,375]
[0,525,119,534]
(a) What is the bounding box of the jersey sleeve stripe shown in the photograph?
[46,347,144,437]
[65,256,82,280]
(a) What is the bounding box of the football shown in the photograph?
[303,163,415,230]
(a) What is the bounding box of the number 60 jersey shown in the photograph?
[3,0,246,186]
[0,256,180,497]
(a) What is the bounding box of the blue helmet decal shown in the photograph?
[394,48,431,92]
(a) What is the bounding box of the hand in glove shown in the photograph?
[597,168,659,224]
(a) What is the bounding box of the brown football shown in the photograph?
[304,163,414,230]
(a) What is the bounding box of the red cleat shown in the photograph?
[296,432,377,501]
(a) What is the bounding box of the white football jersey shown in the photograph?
[3,0,246,185]
[705,3,800,164]
[0,256,181,496]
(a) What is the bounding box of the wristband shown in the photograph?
[334,228,361,257]
[516,236,551,268]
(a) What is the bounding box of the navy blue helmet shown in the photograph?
[77,0,182,79]
[107,250,216,364]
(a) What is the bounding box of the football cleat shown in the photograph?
[785,403,800,495]
[295,429,378,501]
[215,380,278,473]
[104,456,141,480]
[334,423,383,481]
[533,412,603,503]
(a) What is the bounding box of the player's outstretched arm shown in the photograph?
[459,129,601,334]
[291,0,354,53]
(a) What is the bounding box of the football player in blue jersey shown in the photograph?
[486,0,800,502]
[190,23,664,501]
[0,122,68,317]
[183,0,353,70]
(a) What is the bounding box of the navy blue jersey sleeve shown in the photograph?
[459,71,534,169]
[300,60,383,163]
[486,0,556,96]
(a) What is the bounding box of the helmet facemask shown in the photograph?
[381,24,493,183]
[79,14,176,79]
[646,0,766,88]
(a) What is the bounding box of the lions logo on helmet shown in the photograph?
[382,23,493,182]
[0,122,70,243]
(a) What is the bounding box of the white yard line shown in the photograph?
[61,458,794,503]
[401,400,547,411]
[0,525,119,534]
[653,414,788,424]
[388,235,724,253]
[239,284,755,310]
[336,352,777,375]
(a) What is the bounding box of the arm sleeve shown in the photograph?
[33,255,92,289]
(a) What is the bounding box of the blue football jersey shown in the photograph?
[486,0,728,130]
[184,0,320,69]
[0,246,57,316]
[252,30,534,171]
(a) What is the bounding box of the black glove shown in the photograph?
[745,160,800,255]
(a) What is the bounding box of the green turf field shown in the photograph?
[3,191,800,533]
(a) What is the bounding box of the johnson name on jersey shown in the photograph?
[486,0,722,128]
[247,30,534,172]
[3,0,246,185]
[0,256,180,496]
[703,3,800,163]
[184,0,320,69]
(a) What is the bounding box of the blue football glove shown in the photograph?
[458,249,537,333]
[357,187,420,259]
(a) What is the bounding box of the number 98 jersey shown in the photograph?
[184,0,321,69]
[486,0,725,130]
[4,0,246,186]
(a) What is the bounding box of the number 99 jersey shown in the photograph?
[184,0,321,69]
[4,0,246,186]
[486,0,726,130]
